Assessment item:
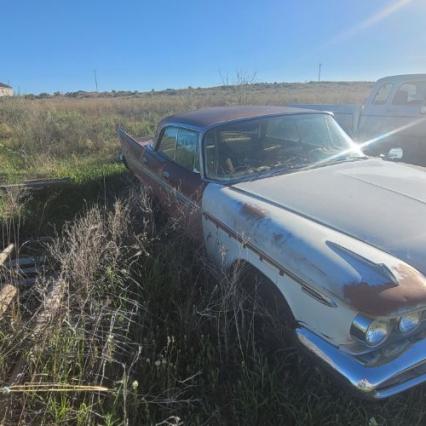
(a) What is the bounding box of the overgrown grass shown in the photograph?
[0,81,371,184]
[1,185,426,425]
[0,165,127,244]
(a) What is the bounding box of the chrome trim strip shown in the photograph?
[296,327,426,399]
[118,128,149,148]
[375,373,426,399]
[203,212,336,308]
[301,285,337,307]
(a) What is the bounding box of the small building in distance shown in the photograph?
[0,82,13,97]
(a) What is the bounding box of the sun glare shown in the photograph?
[326,0,415,47]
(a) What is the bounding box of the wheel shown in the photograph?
[232,263,296,346]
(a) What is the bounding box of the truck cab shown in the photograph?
[359,74,426,163]
[293,74,426,166]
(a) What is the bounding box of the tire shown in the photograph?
[233,263,296,344]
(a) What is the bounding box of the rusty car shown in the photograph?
[118,105,426,399]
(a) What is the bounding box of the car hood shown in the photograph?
[233,159,426,276]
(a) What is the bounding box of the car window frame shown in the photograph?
[371,82,394,106]
[156,126,178,160]
[155,124,202,173]
[176,127,201,172]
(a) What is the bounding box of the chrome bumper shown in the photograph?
[296,327,426,399]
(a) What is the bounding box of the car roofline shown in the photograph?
[159,109,333,133]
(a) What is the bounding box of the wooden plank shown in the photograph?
[0,284,17,320]
[0,244,14,267]
[0,178,70,191]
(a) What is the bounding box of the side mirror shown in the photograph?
[386,147,404,161]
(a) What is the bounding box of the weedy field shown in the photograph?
[1,81,426,425]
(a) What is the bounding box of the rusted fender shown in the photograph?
[202,183,426,318]
[343,263,426,316]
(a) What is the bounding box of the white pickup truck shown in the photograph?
[294,74,426,165]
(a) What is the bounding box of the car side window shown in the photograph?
[157,126,200,172]
[158,127,178,160]
[372,83,393,105]
[176,128,200,172]
[392,82,426,106]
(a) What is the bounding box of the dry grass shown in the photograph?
[0,81,372,183]
[0,185,425,425]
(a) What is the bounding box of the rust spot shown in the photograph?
[272,231,293,247]
[240,203,267,221]
[343,263,426,316]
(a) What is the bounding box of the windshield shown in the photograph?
[203,113,364,181]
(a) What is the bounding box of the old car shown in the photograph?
[293,74,426,165]
[118,106,426,399]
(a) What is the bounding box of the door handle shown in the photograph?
[162,170,170,180]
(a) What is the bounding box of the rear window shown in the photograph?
[392,81,426,106]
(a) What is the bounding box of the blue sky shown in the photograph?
[1,0,425,94]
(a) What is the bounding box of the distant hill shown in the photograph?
[23,81,373,105]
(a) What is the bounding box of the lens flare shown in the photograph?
[325,0,415,47]
[307,116,426,169]
[359,117,426,151]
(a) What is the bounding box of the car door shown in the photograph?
[148,125,205,237]
[136,126,177,204]
[382,81,426,164]
[358,81,395,147]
